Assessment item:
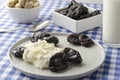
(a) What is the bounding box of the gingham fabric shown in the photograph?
[0,0,120,80]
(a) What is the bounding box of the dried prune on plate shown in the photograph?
[67,33,81,45]
[11,46,26,58]
[67,33,94,47]
[31,31,41,43]
[63,47,82,64]
[31,36,39,43]
[79,34,94,47]
[49,52,69,72]
[44,36,59,45]
[40,32,59,45]
[32,31,42,38]
[39,32,51,39]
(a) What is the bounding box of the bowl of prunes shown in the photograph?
[52,0,102,32]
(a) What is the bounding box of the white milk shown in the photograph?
[103,0,120,44]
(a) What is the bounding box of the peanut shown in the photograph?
[24,1,34,8]
[15,3,22,8]
[8,0,40,8]
[8,0,15,7]
[34,1,39,8]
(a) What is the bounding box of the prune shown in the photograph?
[58,0,101,20]
[11,46,26,58]
[39,32,51,39]
[82,6,88,14]
[32,31,42,38]
[44,36,59,45]
[31,36,39,43]
[68,0,75,9]
[63,47,82,64]
[67,33,94,47]
[79,34,94,47]
[77,13,92,20]
[67,33,81,45]
[91,10,101,16]
[40,32,59,45]
[49,52,69,72]
[59,8,68,15]
[66,0,88,20]
[31,32,59,45]
[31,31,41,43]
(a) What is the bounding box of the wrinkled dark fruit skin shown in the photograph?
[49,47,83,72]
[58,0,101,20]
[63,47,82,64]
[31,36,39,43]
[67,33,94,47]
[49,52,69,72]
[67,33,81,45]
[11,46,26,58]
[31,32,59,45]
[91,10,101,16]
[59,8,68,15]
[31,31,41,43]
[79,34,94,47]
[41,36,59,45]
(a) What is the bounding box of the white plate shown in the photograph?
[8,33,105,80]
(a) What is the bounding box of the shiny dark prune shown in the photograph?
[33,31,42,38]
[31,32,59,45]
[44,36,59,45]
[91,10,101,16]
[77,14,92,20]
[66,1,88,20]
[11,46,26,58]
[31,36,39,43]
[40,32,59,45]
[39,32,51,39]
[31,31,41,43]
[59,8,68,15]
[67,33,81,45]
[49,52,69,72]
[58,0,101,20]
[58,0,89,20]
[63,47,82,64]
[79,34,94,47]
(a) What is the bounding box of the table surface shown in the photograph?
[0,0,120,80]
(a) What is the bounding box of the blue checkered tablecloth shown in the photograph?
[0,0,120,80]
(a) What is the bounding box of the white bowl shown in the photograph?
[52,6,102,33]
[6,1,41,23]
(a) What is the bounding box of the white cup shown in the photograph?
[103,0,120,47]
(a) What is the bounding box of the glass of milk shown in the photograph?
[103,0,120,47]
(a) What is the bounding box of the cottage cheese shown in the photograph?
[23,40,63,69]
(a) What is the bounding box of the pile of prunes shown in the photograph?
[67,33,94,47]
[49,47,82,72]
[11,32,95,72]
[59,0,101,20]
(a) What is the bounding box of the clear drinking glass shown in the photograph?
[103,0,120,47]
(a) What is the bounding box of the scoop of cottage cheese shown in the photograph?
[23,40,63,69]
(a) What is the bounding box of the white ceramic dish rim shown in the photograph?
[8,32,105,79]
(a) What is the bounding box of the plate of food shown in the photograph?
[8,32,105,80]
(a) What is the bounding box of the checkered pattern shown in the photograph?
[0,0,120,80]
